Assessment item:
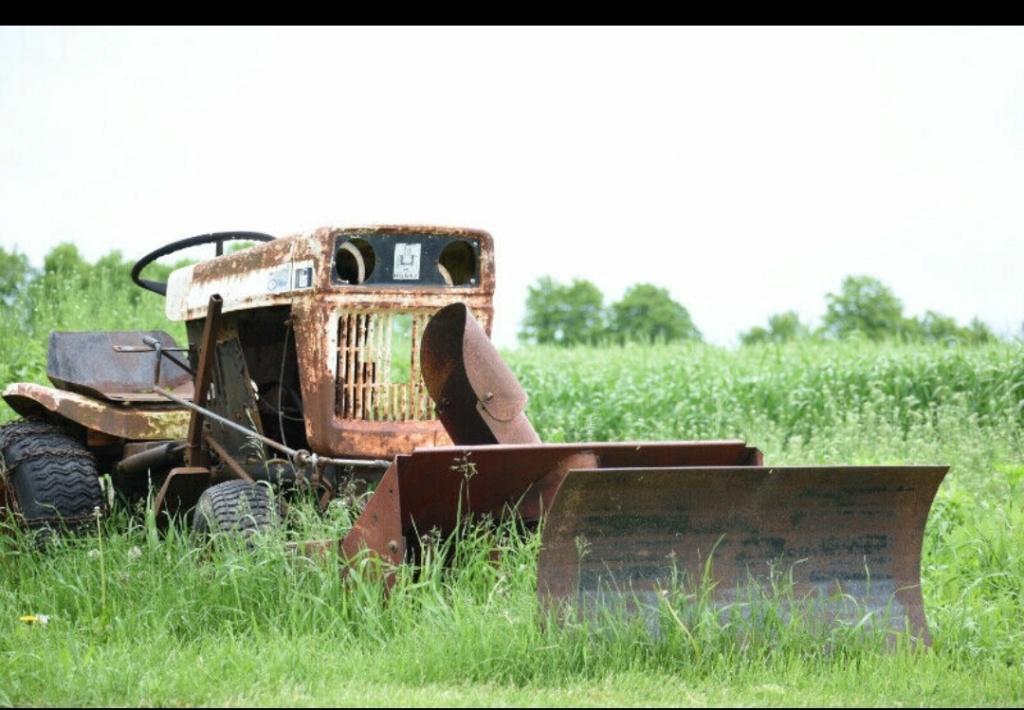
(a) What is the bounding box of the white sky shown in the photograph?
[1,26,1022,348]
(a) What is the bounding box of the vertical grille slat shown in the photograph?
[355,313,368,419]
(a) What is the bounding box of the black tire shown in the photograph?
[0,419,104,536]
[192,479,279,539]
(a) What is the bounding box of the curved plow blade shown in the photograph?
[537,464,948,646]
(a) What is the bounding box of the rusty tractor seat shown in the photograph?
[46,330,194,403]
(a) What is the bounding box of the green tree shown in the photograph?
[94,249,159,306]
[0,246,35,305]
[907,311,998,345]
[610,283,702,344]
[908,310,963,345]
[42,242,90,279]
[740,310,810,345]
[822,275,906,342]
[519,276,606,346]
[965,317,997,345]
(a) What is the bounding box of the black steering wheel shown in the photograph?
[131,231,276,296]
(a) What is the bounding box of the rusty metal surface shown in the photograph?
[153,466,212,520]
[46,330,193,403]
[421,302,540,446]
[115,441,185,478]
[288,229,495,460]
[203,434,254,483]
[166,225,495,323]
[338,441,758,561]
[187,295,223,468]
[341,461,405,567]
[537,464,949,645]
[2,382,190,441]
[166,236,298,321]
[335,310,436,422]
[160,226,498,462]
[291,299,475,459]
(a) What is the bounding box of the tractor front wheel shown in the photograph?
[192,479,280,539]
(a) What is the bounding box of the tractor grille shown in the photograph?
[335,310,437,422]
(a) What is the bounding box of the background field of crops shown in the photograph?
[1,262,1023,706]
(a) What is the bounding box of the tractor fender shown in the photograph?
[2,382,190,441]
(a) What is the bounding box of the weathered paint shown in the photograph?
[166,225,496,461]
[338,441,759,580]
[421,302,539,445]
[166,237,298,321]
[46,330,193,402]
[165,225,495,324]
[537,464,948,646]
[2,383,190,440]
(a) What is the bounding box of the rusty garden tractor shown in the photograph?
[0,225,949,644]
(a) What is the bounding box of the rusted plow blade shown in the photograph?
[537,463,948,645]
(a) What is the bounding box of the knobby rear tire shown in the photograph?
[0,418,104,539]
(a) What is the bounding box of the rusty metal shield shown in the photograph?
[537,464,948,645]
[420,302,540,446]
[340,440,762,570]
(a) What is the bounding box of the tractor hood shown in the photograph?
[165,225,495,322]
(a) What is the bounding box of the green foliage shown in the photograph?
[908,311,998,346]
[823,275,907,341]
[744,276,1001,346]
[519,277,700,346]
[741,310,810,345]
[0,246,36,306]
[519,276,607,346]
[523,271,1001,350]
[509,338,1024,446]
[610,283,702,344]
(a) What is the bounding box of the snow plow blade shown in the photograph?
[537,463,948,645]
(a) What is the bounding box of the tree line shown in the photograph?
[518,274,1002,347]
[518,277,703,347]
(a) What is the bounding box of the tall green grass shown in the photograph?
[510,339,1022,446]
[2,470,1022,706]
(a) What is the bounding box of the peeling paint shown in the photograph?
[3,383,190,440]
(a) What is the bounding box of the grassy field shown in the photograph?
[1,270,1023,706]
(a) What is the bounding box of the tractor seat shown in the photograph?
[46,330,195,404]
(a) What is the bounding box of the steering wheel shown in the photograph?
[131,231,276,296]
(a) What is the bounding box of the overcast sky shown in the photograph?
[2,26,1022,348]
